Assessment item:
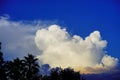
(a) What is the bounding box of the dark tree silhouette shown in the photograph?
[44,67,85,80]
[60,68,80,80]
[0,42,7,80]
[23,54,40,80]
[6,58,24,80]
[5,54,41,80]
[50,67,61,80]
[41,75,51,80]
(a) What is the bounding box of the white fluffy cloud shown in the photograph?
[0,17,118,74]
[35,25,118,74]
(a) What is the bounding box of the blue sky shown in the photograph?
[0,0,120,59]
[0,0,120,75]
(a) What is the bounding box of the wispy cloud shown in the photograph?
[0,17,41,59]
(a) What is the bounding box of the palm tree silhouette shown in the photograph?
[23,54,40,80]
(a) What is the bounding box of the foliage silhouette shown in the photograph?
[41,75,51,80]
[41,67,85,80]
[23,54,40,80]
[6,58,24,80]
[60,68,80,80]
[0,42,7,80]
[50,67,61,80]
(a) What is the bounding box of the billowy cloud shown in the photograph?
[0,17,119,74]
[35,25,119,74]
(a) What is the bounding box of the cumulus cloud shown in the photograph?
[35,25,119,74]
[0,16,119,74]
[0,17,41,59]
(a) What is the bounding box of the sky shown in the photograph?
[0,0,120,74]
